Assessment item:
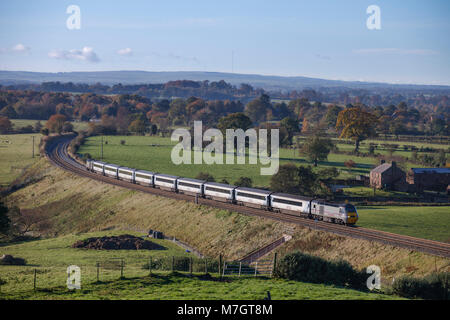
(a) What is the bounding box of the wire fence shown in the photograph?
[0,255,276,295]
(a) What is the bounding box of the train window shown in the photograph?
[136,173,152,180]
[156,178,175,184]
[178,182,200,189]
[119,170,132,176]
[272,198,302,207]
[236,192,266,201]
[205,187,230,194]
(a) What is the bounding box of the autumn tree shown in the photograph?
[0,116,13,134]
[128,119,147,135]
[46,114,68,134]
[244,94,272,124]
[336,107,378,152]
[301,135,334,167]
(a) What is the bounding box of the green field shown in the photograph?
[0,231,398,300]
[0,134,41,186]
[10,119,90,132]
[357,206,450,242]
[78,135,382,187]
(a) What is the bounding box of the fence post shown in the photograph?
[239,262,242,277]
[149,257,152,276]
[222,261,226,278]
[204,259,207,274]
[272,253,277,277]
[190,257,193,276]
[254,262,258,277]
[33,269,37,291]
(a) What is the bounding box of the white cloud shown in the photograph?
[48,47,100,62]
[0,43,30,54]
[353,48,438,55]
[117,48,133,56]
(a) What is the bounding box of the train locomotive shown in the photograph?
[86,159,358,226]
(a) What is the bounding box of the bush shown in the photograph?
[392,272,449,300]
[274,251,366,289]
[142,257,219,273]
[344,160,356,168]
[196,172,215,182]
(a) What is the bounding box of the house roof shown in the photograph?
[411,168,450,174]
[371,163,392,174]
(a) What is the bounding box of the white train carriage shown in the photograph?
[203,182,236,203]
[154,174,178,191]
[235,187,272,209]
[86,159,93,171]
[92,161,107,175]
[104,164,120,178]
[177,178,204,196]
[118,167,135,183]
[134,170,154,186]
[270,193,312,216]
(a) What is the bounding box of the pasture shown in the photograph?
[10,119,90,132]
[78,135,382,187]
[0,231,397,300]
[0,133,41,187]
[357,206,450,242]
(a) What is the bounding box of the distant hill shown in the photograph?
[1,70,449,92]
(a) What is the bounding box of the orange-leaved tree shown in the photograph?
[336,107,378,152]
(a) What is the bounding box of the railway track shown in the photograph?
[46,135,450,258]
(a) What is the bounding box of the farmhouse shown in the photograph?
[406,168,450,192]
[370,161,405,190]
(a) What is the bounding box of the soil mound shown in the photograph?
[0,254,26,265]
[72,234,165,250]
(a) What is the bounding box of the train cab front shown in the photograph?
[344,204,358,225]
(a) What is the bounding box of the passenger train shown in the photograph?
[86,159,358,225]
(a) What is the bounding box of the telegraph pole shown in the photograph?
[101,136,103,161]
[32,136,35,158]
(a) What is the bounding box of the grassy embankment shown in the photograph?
[5,159,449,283]
[0,230,399,300]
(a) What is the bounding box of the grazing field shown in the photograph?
[78,135,382,187]
[0,231,398,300]
[357,206,450,242]
[10,119,90,132]
[0,133,41,187]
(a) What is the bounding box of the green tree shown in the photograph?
[270,164,300,193]
[336,107,378,152]
[196,172,215,182]
[301,135,334,167]
[279,117,299,146]
[234,177,252,188]
[297,166,317,196]
[217,113,252,134]
[0,200,11,236]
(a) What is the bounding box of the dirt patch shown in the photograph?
[72,235,166,250]
[0,254,26,265]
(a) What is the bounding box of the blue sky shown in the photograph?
[0,0,449,85]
